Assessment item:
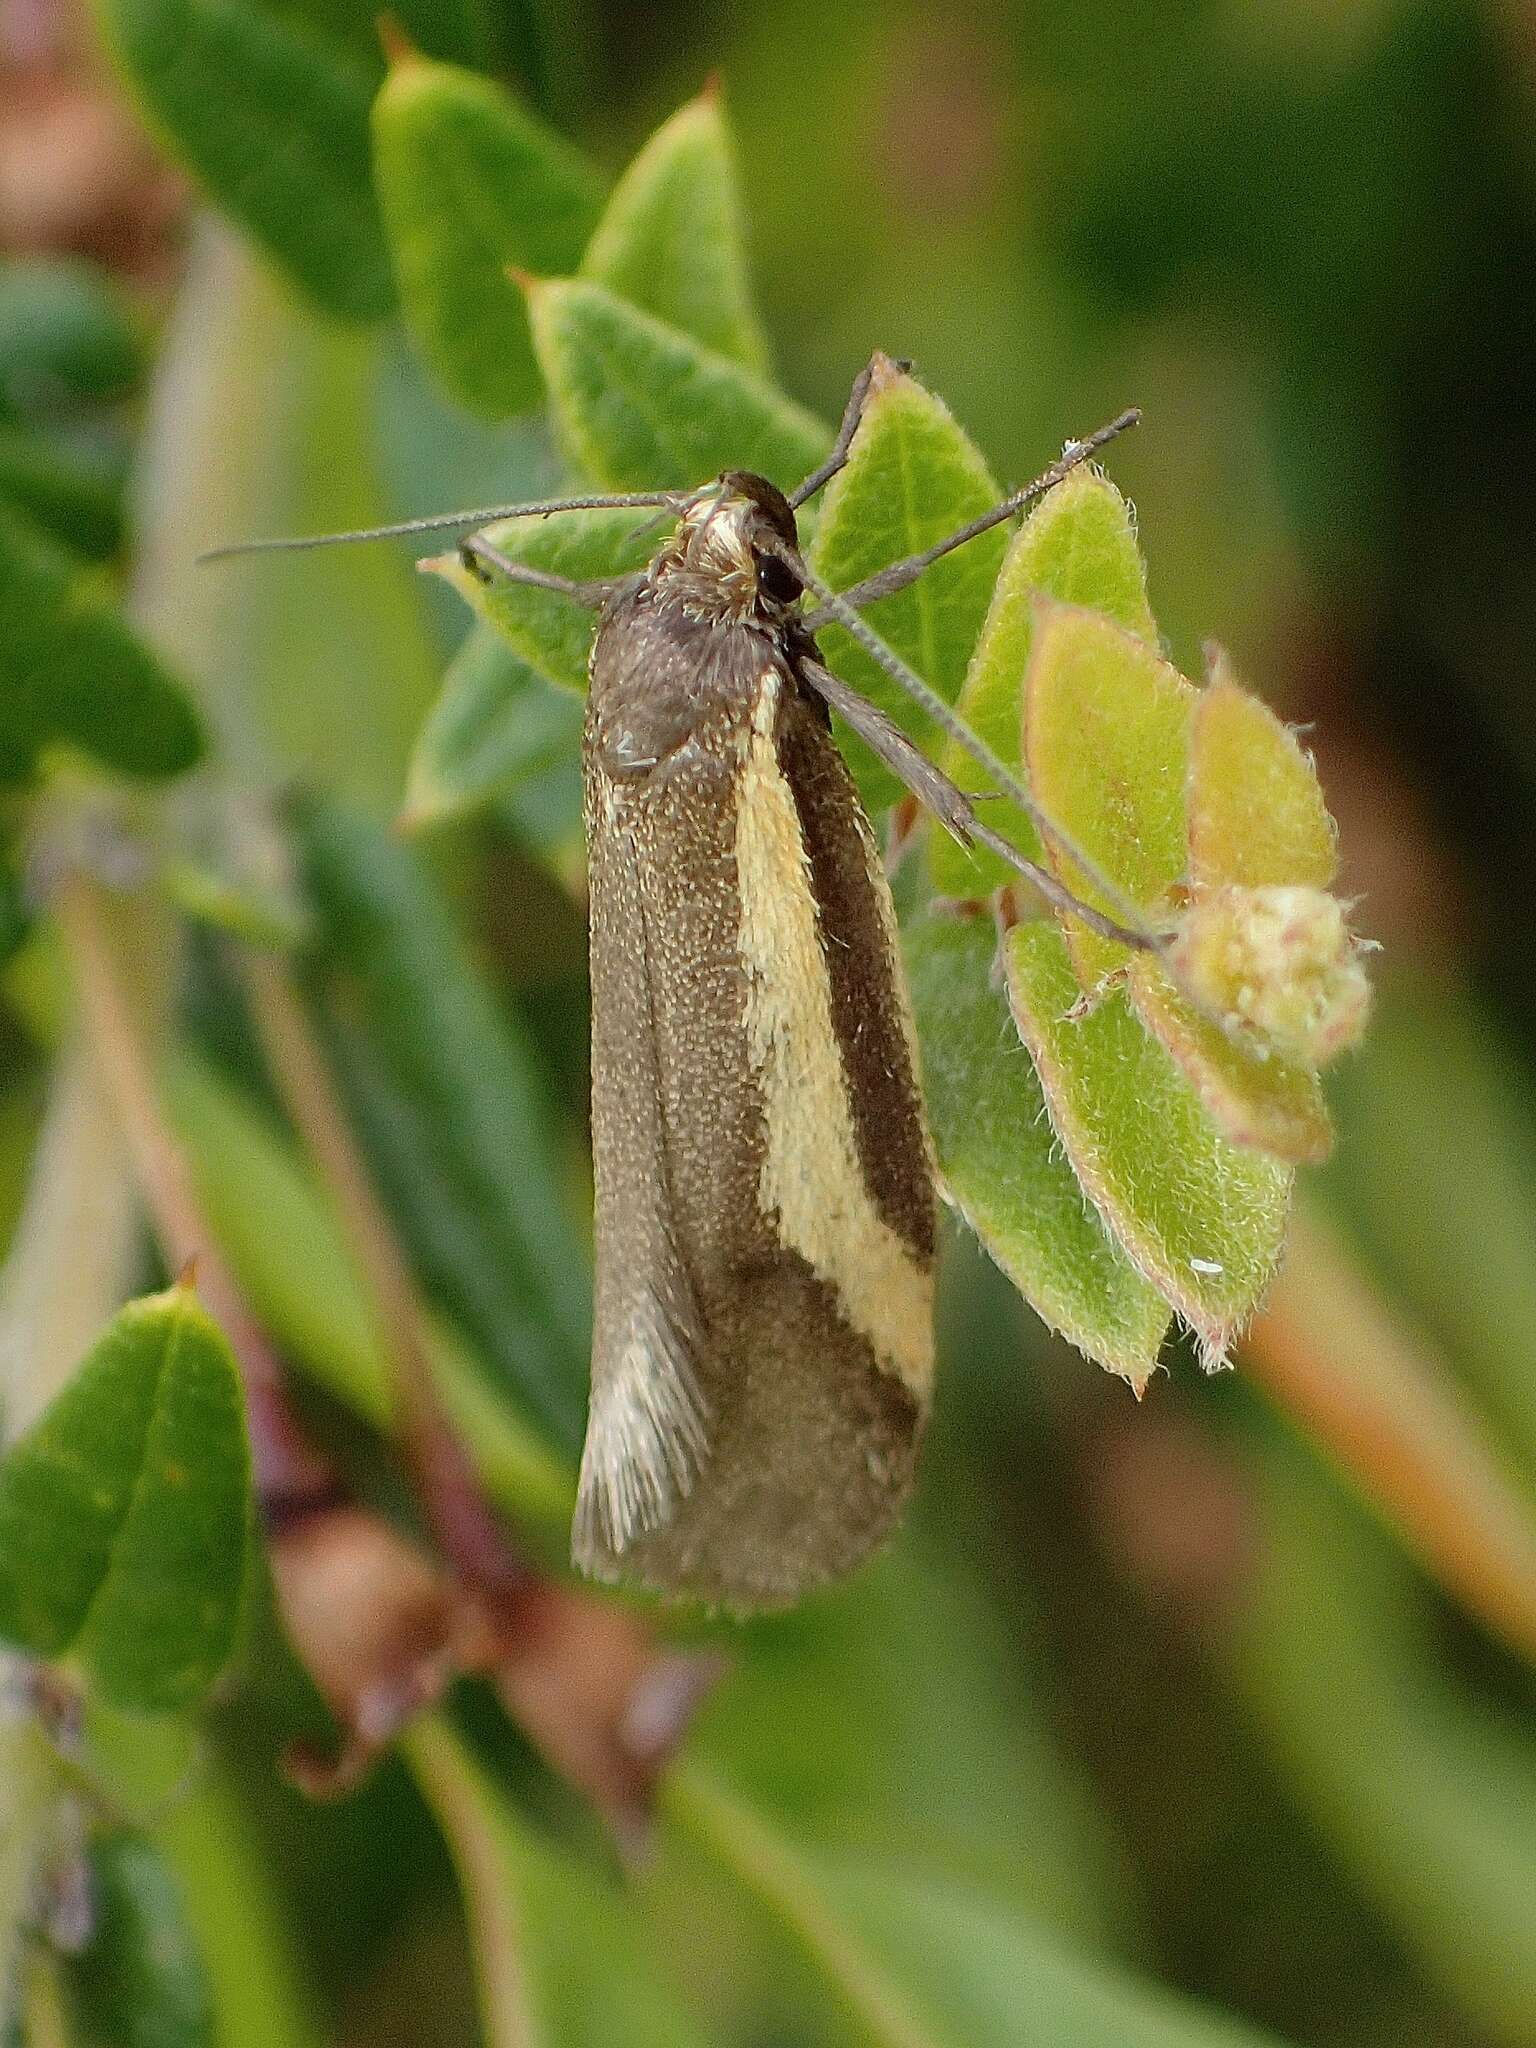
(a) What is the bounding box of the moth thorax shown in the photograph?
[651,491,795,626]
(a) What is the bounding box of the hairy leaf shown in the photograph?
[525,277,825,491]
[1002,918,1290,1359]
[931,469,1155,897]
[1023,599,1193,986]
[809,359,1008,812]
[426,504,656,695]
[905,909,1168,1387]
[404,621,584,829]
[1187,661,1337,889]
[1128,956,1333,1165]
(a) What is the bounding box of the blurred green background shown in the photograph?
[4,1,1536,2045]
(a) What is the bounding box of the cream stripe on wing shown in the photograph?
[734,672,933,1396]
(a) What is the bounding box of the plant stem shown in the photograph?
[237,946,537,1612]
[50,870,331,1507]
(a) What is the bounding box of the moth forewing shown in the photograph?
[576,490,935,1610]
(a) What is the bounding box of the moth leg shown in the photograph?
[458,532,616,610]
[801,658,976,845]
[788,353,913,510]
[801,657,1153,950]
[807,408,1141,617]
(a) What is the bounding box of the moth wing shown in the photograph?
[574,794,711,1573]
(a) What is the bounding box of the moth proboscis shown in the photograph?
[205,356,1152,1611]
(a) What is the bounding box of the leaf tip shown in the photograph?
[174,1253,201,1296]
[867,349,914,398]
[375,11,419,65]
[698,67,724,104]
[504,264,541,297]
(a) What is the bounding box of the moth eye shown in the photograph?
[758,553,802,605]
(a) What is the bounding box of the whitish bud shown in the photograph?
[1169,885,1371,1069]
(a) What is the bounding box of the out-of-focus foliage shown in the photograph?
[3,3,1536,2046]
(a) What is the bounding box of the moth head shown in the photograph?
[652,470,804,623]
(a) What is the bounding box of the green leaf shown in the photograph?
[293,795,591,1455]
[580,88,769,370]
[1230,1428,1536,2048]
[62,1833,215,2048]
[0,1283,251,1713]
[1187,661,1337,889]
[0,256,143,415]
[426,504,657,694]
[1127,955,1333,1166]
[1002,919,1290,1359]
[408,1718,714,2048]
[0,418,123,560]
[90,0,393,323]
[403,621,585,829]
[809,360,1009,813]
[931,469,1156,897]
[673,1772,1292,2048]
[372,51,606,419]
[525,277,826,490]
[0,503,202,784]
[1024,598,1194,986]
[904,909,1168,1387]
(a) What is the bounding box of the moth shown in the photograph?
[208,357,1146,1610]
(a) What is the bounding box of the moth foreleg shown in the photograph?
[789,353,913,511]
[457,533,616,610]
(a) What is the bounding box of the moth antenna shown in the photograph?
[198,490,686,564]
[779,540,1164,952]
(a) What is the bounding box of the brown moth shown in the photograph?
[204,358,1145,1612]
[576,472,934,1606]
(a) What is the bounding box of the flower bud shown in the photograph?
[1169,884,1371,1068]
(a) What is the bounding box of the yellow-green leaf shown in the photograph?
[1188,659,1337,890]
[932,470,1156,898]
[426,504,658,694]
[1128,954,1334,1165]
[1023,599,1194,985]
